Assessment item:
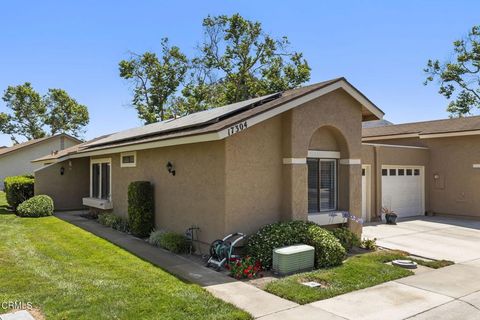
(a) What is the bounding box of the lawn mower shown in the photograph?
[206,232,246,271]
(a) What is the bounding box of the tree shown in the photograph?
[119,38,189,124]
[188,13,311,108]
[1,83,89,142]
[425,25,480,117]
[44,89,89,138]
[1,83,47,142]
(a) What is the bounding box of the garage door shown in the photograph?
[381,166,424,218]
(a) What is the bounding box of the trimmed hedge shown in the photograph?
[148,230,189,254]
[128,181,154,237]
[17,195,54,217]
[331,227,361,251]
[4,175,35,210]
[246,221,346,269]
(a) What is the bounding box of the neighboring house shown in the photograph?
[33,78,383,247]
[361,116,480,222]
[0,134,81,189]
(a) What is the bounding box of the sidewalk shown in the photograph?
[56,212,480,320]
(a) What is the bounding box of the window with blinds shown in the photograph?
[91,160,111,200]
[307,158,337,213]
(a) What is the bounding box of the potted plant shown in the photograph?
[382,207,398,225]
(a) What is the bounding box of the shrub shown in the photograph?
[148,229,166,246]
[361,238,377,250]
[128,181,154,237]
[16,195,53,217]
[226,256,262,279]
[246,220,346,269]
[98,212,129,232]
[307,225,346,267]
[149,230,189,253]
[331,227,361,251]
[4,175,35,210]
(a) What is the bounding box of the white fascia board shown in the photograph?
[362,133,419,141]
[419,130,480,139]
[71,132,221,159]
[362,143,429,150]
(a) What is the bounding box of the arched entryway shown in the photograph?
[306,126,351,219]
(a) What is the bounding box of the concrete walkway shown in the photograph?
[363,216,480,263]
[57,212,480,319]
[56,212,298,318]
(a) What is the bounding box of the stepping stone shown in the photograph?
[0,310,35,320]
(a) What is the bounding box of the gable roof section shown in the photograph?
[0,134,82,159]
[36,78,383,161]
[363,115,480,140]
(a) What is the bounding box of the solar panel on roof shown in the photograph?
[86,93,280,147]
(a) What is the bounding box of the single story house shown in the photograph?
[0,134,81,189]
[33,78,383,246]
[361,116,480,222]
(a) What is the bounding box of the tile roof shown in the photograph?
[362,115,480,138]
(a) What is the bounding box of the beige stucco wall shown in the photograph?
[0,136,78,189]
[34,157,90,210]
[421,136,480,218]
[283,89,364,233]
[95,141,226,247]
[35,88,370,244]
[224,115,283,236]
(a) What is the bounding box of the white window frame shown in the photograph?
[120,151,136,168]
[319,159,338,212]
[90,158,112,201]
[307,157,338,214]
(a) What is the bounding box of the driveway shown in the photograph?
[363,216,480,263]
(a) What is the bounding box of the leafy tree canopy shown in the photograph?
[425,25,480,117]
[120,13,311,122]
[1,83,89,143]
[119,38,189,124]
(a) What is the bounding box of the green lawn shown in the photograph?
[265,250,414,304]
[410,258,454,269]
[0,193,250,320]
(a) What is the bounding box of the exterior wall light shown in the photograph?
[166,161,176,176]
[433,173,440,180]
[60,166,65,175]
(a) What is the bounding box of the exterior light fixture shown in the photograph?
[166,161,176,176]
[60,166,65,175]
[433,174,440,180]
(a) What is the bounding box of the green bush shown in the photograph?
[128,181,154,237]
[98,212,130,232]
[148,229,166,247]
[307,225,346,267]
[246,220,346,269]
[16,195,54,217]
[148,230,189,254]
[4,175,35,210]
[331,227,361,251]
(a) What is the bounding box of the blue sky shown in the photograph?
[0,0,478,145]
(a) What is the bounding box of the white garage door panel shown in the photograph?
[382,167,424,218]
